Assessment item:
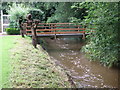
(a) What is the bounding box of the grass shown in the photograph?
[1,35,71,88]
[0,35,20,88]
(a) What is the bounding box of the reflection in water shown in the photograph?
[42,38,119,88]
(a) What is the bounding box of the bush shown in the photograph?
[80,2,119,67]
[6,28,20,35]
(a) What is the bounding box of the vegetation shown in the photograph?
[5,28,20,35]
[0,36,19,88]
[74,2,119,67]
[1,2,119,72]
[47,2,87,23]
[7,3,29,28]
[0,36,71,88]
[33,2,119,67]
[1,2,119,89]
[10,37,71,88]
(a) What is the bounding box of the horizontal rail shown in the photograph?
[27,31,85,35]
[23,23,95,38]
[24,23,76,25]
[26,25,83,28]
[26,28,86,31]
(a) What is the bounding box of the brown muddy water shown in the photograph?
[41,37,119,88]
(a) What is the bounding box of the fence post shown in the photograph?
[78,25,79,32]
[82,25,85,39]
[54,24,56,39]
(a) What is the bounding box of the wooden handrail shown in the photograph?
[27,31,85,35]
[22,22,95,48]
[24,22,76,25]
[26,28,86,31]
[26,25,83,28]
[23,22,95,39]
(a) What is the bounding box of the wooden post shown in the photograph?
[32,25,37,48]
[82,25,85,40]
[53,24,56,39]
[32,20,39,48]
[26,14,39,48]
[19,18,24,37]
[78,25,79,32]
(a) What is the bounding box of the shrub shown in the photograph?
[80,2,119,67]
[6,28,20,35]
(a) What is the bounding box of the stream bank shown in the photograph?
[9,37,71,88]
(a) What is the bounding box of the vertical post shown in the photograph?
[32,25,37,48]
[32,20,39,48]
[78,25,79,32]
[24,22,27,35]
[54,24,56,39]
[26,14,38,48]
[82,25,85,39]
[19,18,24,37]
[1,10,3,33]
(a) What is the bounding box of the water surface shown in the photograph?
[43,38,119,88]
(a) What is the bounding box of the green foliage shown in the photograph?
[1,2,13,13]
[29,2,57,22]
[80,2,120,67]
[9,21,18,28]
[5,28,20,35]
[8,3,29,21]
[47,3,74,23]
[46,2,87,23]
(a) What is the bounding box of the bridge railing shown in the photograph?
[24,23,87,36]
[22,22,94,48]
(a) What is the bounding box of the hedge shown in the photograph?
[5,28,20,35]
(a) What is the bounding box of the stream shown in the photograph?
[41,37,119,88]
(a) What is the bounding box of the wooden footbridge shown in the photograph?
[26,23,89,37]
[21,20,94,48]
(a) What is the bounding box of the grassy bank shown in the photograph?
[0,35,20,88]
[9,36,71,88]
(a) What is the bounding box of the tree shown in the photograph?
[8,3,30,37]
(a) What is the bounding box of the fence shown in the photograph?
[0,10,11,33]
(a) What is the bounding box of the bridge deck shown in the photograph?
[28,33,89,37]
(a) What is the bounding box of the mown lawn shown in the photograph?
[0,35,20,88]
[0,35,71,88]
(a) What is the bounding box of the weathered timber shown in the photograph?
[19,18,24,37]
[26,28,86,31]
[31,26,37,48]
[23,22,95,46]
[27,14,38,48]
[31,20,39,48]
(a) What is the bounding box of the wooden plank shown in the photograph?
[26,25,83,28]
[24,23,74,24]
[27,31,85,35]
[24,22,80,24]
[24,23,82,25]
[38,31,85,34]
[26,28,86,31]
[23,23,89,27]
